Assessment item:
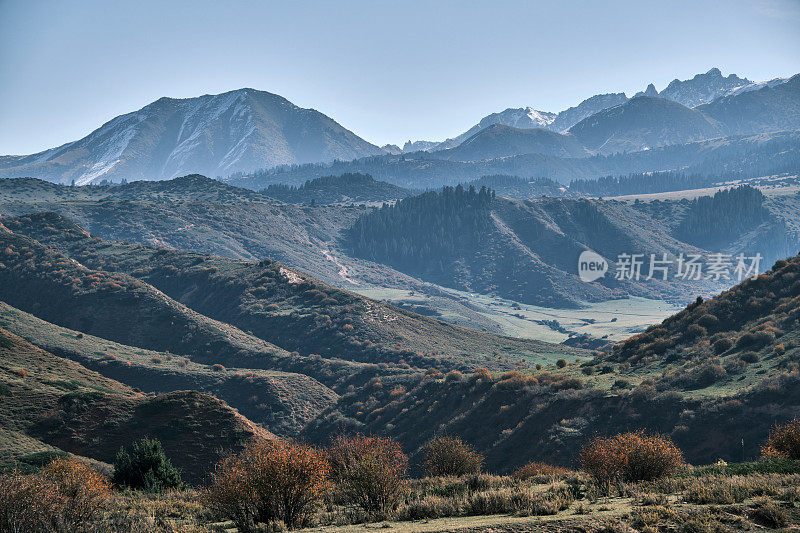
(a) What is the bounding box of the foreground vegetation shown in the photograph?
[3,423,800,532]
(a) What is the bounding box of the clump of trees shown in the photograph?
[346,184,494,273]
[762,418,800,460]
[112,437,182,492]
[204,439,329,531]
[674,185,768,248]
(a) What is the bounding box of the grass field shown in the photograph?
[357,286,681,343]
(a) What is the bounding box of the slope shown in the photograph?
[0,326,273,483]
[3,212,583,372]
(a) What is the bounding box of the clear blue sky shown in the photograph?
[1,0,799,154]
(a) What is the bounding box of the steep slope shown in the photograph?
[434,107,557,150]
[0,89,385,184]
[569,96,724,154]
[0,326,272,483]
[548,92,629,133]
[4,212,583,372]
[432,125,589,161]
[656,68,752,108]
[697,74,800,136]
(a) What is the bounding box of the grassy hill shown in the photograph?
[2,212,583,373]
[0,301,336,436]
[0,326,272,483]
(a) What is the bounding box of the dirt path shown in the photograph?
[321,248,360,285]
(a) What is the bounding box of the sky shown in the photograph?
[1,0,799,154]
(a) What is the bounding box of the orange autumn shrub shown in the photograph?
[762,418,800,460]
[204,439,329,531]
[512,461,570,480]
[0,457,111,532]
[328,434,408,518]
[423,435,483,477]
[579,431,683,485]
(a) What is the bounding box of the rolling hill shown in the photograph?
[2,212,583,372]
[0,326,273,482]
[0,89,385,185]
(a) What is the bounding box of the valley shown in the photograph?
[2,55,800,532]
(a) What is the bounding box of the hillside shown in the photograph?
[0,326,272,483]
[346,187,728,307]
[264,173,412,205]
[305,253,800,471]
[568,96,723,154]
[0,301,336,435]
[433,124,589,161]
[3,212,583,372]
[0,89,385,184]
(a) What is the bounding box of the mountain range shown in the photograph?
[2,68,797,186]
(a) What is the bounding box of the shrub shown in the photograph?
[328,434,408,519]
[750,497,789,528]
[556,359,567,368]
[112,437,182,492]
[578,431,683,485]
[0,457,111,532]
[424,436,484,477]
[762,418,800,459]
[512,461,569,480]
[396,495,460,520]
[713,337,733,354]
[204,439,328,530]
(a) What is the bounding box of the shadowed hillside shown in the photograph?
[0,327,273,483]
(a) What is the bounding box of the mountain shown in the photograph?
[402,140,439,152]
[0,89,385,185]
[264,173,412,205]
[697,74,800,136]
[434,107,557,150]
[432,124,590,161]
[548,92,629,133]
[568,95,724,154]
[233,129,800,189]
[655,68,752,108]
